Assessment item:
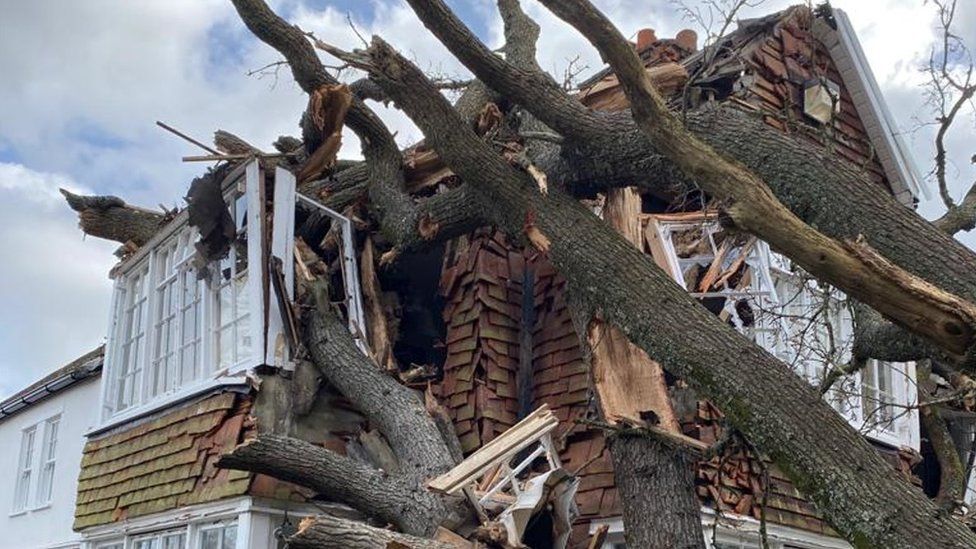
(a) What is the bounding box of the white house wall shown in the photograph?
[0,377,101,549]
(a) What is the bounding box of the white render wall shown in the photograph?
[0,377,101,549]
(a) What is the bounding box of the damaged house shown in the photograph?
[5,3,973,549]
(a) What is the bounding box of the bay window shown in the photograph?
[99,162,296,423]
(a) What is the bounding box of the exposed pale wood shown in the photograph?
[298,84,353,183]
[427,405,558,494]
[360,236,396,372]
[594,189,680,432]
[697,238,732,292]
[587,524,609,549]
[578,62,690,111]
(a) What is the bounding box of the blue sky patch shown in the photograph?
[64,118,131,151]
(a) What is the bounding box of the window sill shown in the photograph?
[88,375,251,437]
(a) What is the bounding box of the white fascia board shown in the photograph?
[830,8,929,202]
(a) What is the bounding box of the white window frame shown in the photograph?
[12,424,37,514]
[34,414,60,507]
[198,520,238,549]
[132,528,188,549]
[11,413,61,515]
[97,161,300,427]
[650,218,920,450]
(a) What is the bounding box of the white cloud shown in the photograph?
[0,0,973,396]
[0,163,118,398]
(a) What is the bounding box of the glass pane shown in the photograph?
[200,529,220,549]
[218,326,234,369]
[222,525,237,549]
[163,532,186,549]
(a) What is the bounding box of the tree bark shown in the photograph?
[610,435,706,549]
[354,37,976,548]
[60,189,167,246]
[289,515,455,549]
[217,434,440,535]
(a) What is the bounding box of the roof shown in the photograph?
[577,4,927,206]
[0,346,104,423]
[74,391,254,530]
[814,7,928,203]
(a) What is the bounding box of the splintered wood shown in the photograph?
[591,188,679,431]
[427,405,559,495]
[298,84,352,183]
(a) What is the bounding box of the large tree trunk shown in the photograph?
[405,0,976,359]
[358,38,976,548]
[610,435,706,549]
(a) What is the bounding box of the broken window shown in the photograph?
[649,214,919,450]
[651,215,780,340]
[214,186,252,370]
[101,161,297,423]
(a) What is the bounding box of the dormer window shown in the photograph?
[99,162,296,424]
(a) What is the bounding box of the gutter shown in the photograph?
[0,357,102,422]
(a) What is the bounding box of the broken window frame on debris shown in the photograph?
[650,214,919,450]
[97,161,298,426]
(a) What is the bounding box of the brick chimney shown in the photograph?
[636,28,658,50]
[675,29,698,52]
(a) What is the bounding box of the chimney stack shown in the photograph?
[636,28,657,50]
[675,29,698,52]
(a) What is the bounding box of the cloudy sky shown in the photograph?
[0,0,973,398]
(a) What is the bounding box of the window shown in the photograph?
[99,160,302,423]
[11,414,60,513]
[200,522,237,549]
[35,415,59,506]
[115,262,150,413]
[150,229,203,398]
[214,189,252,370]
[648,215,919,450]
[96,544,124,549]
[12,425,36,513]
[133,529,186,549]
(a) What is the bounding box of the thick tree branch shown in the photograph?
[853,304,939,362]
[538,0,976,359]
[350,35,976,548]
[217,434,438,535]
[404,0,610,142]
[289,515,454,549]
[60,189,168,247]
[917,364,968,511]
[305,281,456,484]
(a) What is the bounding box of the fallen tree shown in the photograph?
[63,1,976,548]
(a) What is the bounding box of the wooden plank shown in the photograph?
[267,167,296,368]
[427,405,559,494]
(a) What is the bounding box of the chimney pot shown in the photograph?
[636,28,657,50]
[676,29,698,52]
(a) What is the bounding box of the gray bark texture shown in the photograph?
[356,37,976,548]
[610,435,707,549]
[289,515,455,549]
